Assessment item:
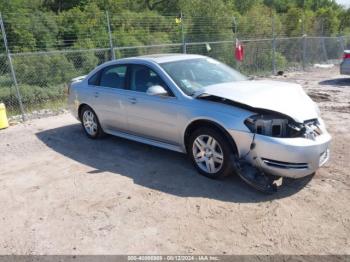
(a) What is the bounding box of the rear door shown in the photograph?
[88,64,129,132]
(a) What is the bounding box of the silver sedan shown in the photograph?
[68,54,331,190]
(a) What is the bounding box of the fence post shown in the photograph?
[106,11,115,60]
[301,9,307,70]
[0,13,25,121]
[339,36,345,52]
[301,22,306,70]
[180,12,186,54]
[232,16,240,70]
[302,35,307,70]
[320,18,328,62]
[271,12,276,75]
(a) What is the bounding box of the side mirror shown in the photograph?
[146,85,169,96]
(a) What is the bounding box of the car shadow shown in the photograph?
[36,124,313,203]
[319,77,350,87]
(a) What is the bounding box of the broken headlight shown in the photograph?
[244,115,288,137]
[245,115,323,139]
[303,119,322,140]
[244,114,308,138]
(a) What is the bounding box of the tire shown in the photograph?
[187,127,235,179]
[80,105,104,139]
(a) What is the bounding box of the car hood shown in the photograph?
[194,80,318,123]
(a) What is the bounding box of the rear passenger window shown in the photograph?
[99,65,127,89]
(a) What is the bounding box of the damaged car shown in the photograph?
[68,54,331,193]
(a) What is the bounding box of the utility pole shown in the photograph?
[0,13,25,121]
[106,11,116,60]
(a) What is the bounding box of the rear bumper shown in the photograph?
[67,94,80,121]
[230,130,331,179]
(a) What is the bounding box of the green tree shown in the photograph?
[233,0,261,13]
[43,0,88,13]
[238,5,283,38]
[12,54,75,86]
[283,7,304,36]
[339,8,350,34]
[179,0,235,42]
[315,7,340,36]
[57,3,109,49]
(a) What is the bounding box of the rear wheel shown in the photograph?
[80,106,103,139]
[188,127,235,179]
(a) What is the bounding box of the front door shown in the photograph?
[124,64,180,145]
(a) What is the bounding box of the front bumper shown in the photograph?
[230,130,331,178]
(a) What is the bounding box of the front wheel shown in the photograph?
[188,127,235,179]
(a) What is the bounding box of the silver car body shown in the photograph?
[68,54,331,179]
[340,50,350,75]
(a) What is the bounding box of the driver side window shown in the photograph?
[129,65,173,96]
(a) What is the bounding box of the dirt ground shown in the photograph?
[0,66,349,255]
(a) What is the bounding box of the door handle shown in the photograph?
[94,92,99,98]
[128,97,137,104]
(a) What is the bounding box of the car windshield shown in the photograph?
[160,58,247,96]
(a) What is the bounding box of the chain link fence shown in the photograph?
[0,11,349,119]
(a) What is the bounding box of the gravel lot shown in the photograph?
[0,67,349,255]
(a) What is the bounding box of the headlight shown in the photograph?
[244,114,322,139]
[244,114,291,137]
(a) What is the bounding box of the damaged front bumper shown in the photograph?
[229,130,331,179]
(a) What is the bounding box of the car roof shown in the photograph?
[88,54,207,75]
[117,53,206,64]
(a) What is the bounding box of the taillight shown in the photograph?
[344,53,350,59]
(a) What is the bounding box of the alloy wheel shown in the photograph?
[192,135,224,174]
[82,110,98,136]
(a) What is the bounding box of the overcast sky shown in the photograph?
[336,0,350,8]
